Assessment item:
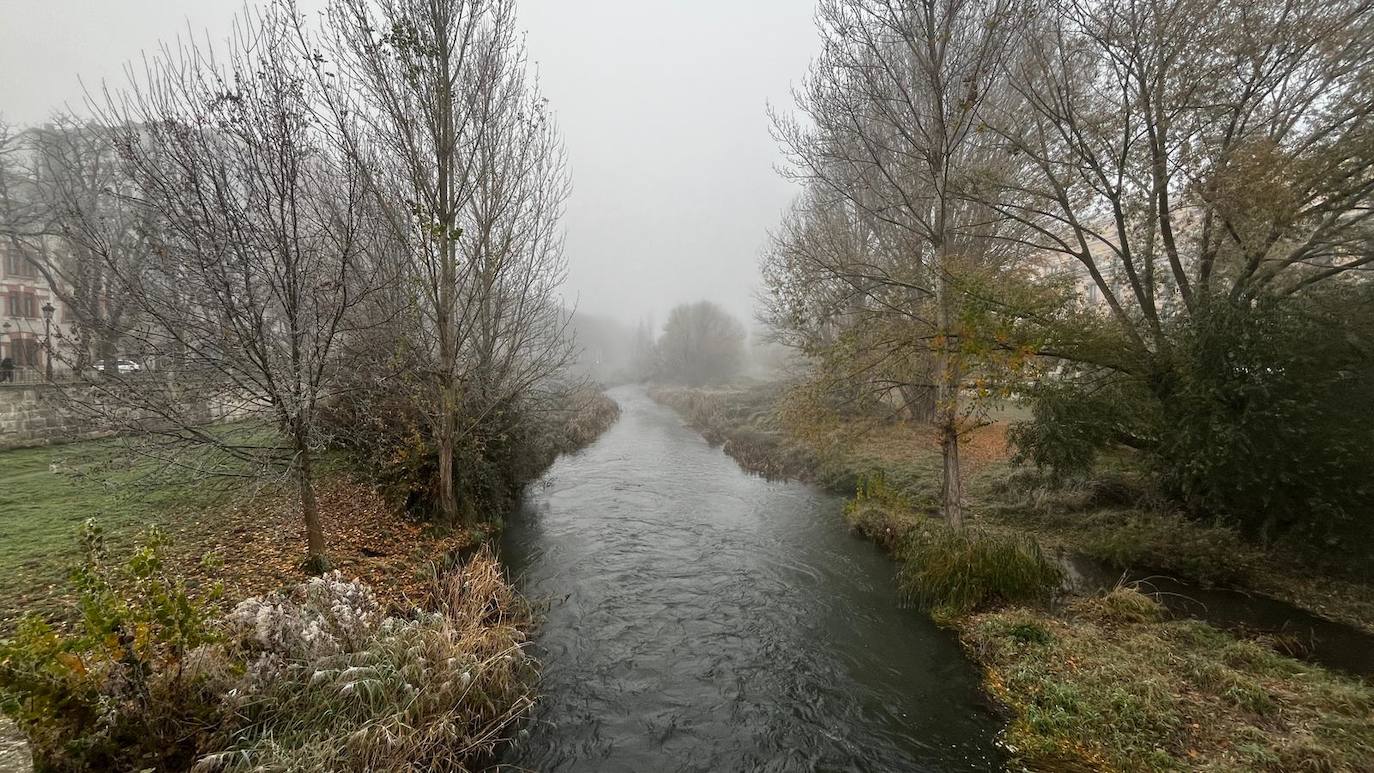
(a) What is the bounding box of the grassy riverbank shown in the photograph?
[647,383,1374,632]
[0,451,496,773]
[650,383,1374,772]
[967,593,1374,771]
[1,390,622,772]
[1,389,622,633]
[0,442,477,634]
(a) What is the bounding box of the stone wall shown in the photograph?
[0,383,258,450]
[0,384,115,450]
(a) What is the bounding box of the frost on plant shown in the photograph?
[225,571,383,667]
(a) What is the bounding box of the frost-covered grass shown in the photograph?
[199,549,535,772]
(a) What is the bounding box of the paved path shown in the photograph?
[0,719,29,773]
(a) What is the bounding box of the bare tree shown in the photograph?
[771,0,1037,527]
[461,25,575,440]
[68,4,392,571]
[762,184,941,420]
[0,119,28,231]
[994,0,1374,372]
[656,301,746,386]
[325,0,573,524]
[0,116,154,374]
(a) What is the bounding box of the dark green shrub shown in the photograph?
[1154,294,1374,543]
[1008,378,1150,481]
[896,522,1062,618]
[1012,288,1374,548]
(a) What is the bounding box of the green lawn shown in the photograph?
[0,442,224,629]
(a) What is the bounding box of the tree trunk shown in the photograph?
[932,180,964,528]
[437,422,459,524]
[935,321,964,527]
[939,419,964,528]
[298,444,329,574]
[902,383,938,423]
[99,335,117,380]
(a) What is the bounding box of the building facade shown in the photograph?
[0,240,60,377]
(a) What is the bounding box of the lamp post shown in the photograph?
[42,302,55,382]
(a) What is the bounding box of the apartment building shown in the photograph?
[0,240,59,373]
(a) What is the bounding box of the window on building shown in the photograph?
[8,291,38,318]
[3,253,37,278]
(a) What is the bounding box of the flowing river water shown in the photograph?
[501,387,1004,772]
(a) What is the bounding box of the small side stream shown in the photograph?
[1061,555,1374,678]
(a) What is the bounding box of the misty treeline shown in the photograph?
[565,301,753,387]
[635,301,748,387]
[764,0,1374,545]
[0,0,587,570]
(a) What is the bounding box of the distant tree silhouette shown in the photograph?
[656,301,745,386]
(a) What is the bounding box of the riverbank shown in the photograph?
[966,594,1374,771]
[0,467,497,773]
[0,390,622,772]
[1,389,622,633]
[650,383,1374,772]
[0,445,479,635]
[647,383,1374,633]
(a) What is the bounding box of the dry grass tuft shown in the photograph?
[1073,586,1166,626]
[556,388,622,452]
[897,521,1062,619]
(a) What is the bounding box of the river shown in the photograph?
[501,387,1003,772]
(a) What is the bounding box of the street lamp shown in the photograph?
[42,302,55,382]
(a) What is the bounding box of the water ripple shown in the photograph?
[501,387,1003,772]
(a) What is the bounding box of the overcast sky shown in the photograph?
[0,0,818,328]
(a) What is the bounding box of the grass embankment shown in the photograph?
[0,443,473,634]
[969,593,1374,772]
[0,450,489,773]
[650,383,1374,772]
[0,447,488,773]
[0,389,622,771]
[647,383,1374,632]
[1,388,622,633]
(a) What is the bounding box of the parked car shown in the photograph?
[93,359,143,374]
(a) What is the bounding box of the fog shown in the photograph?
[0,0,817,327]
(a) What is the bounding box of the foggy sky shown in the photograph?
[0,0,818,328]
